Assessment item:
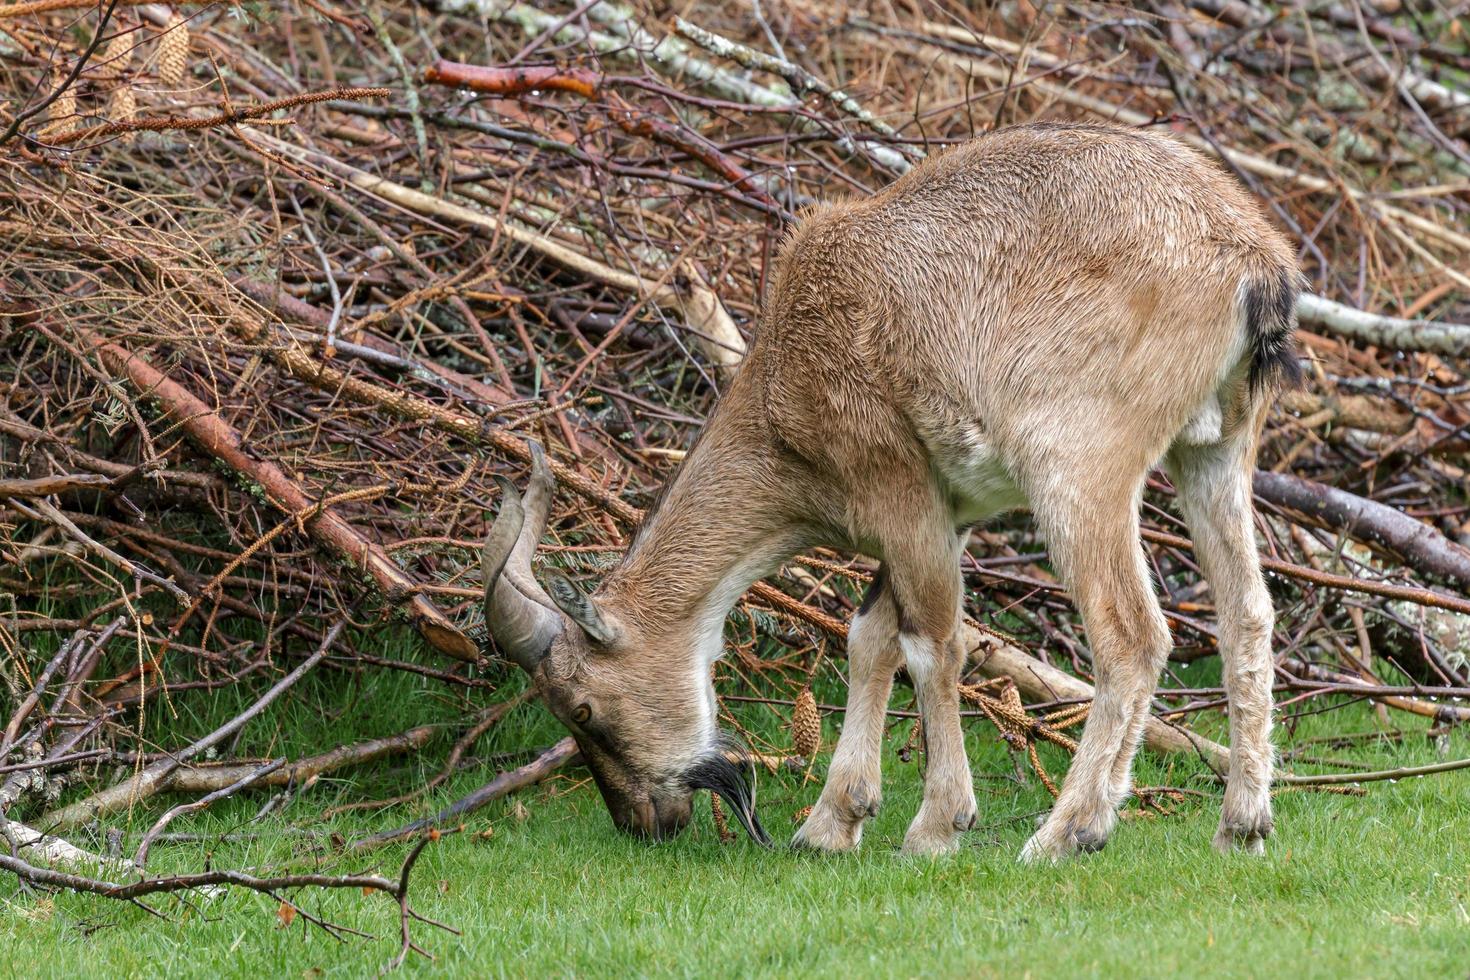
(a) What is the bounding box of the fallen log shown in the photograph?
[1295,293,1470,357]
[167,725,439,793]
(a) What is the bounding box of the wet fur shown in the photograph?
[506,124,1297,857]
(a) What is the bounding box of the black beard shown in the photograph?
[683,737,771,847]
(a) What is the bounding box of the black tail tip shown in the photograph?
[1244,268,1303,393]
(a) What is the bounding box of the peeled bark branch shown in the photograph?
[422,61,600,98]
[1253,471,1470,591]
[0,820,137,876]
[1280,659,1470,726]
[167,725,438,793]
[0,473,111,498]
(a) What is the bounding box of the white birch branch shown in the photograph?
[1295,293,1470,357]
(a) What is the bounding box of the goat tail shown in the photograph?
[1240,263,1304,394]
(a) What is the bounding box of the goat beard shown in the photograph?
[683,737,771,847]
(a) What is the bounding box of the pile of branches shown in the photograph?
[2,0,1468,959]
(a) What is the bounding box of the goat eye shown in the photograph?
[571,703,591,725]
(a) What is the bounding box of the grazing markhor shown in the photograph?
[481,122,1299,859]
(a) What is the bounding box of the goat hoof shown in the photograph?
[1072,826,1108,853]
[951,808,977,832]
[1215,793,1273,855]
[843,784,879,821]
[1214,816,1272,856]
[792,806,863,854]
[1020,816,1111,863]
[900,828,962,857]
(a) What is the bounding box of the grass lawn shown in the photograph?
[2,639,1468,979]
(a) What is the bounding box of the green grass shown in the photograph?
[2,634,1468,979]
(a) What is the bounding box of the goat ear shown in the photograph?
[543,571,616,646]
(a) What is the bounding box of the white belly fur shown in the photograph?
[931,429,1030,526]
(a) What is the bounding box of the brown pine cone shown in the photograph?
[42,71,76,138]
[157,15,190,87]
[791,687,821,759]
[105,25,135,73]
[108,86,137,143]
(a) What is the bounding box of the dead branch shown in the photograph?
[168,725,438,794]
[1277,756,1470,787]
[40,87,391,147]
[133,758,287,868]
[422,61,600,98]
[1296,293,1470,357]
[0,834,453,967]
[350,737,580,852]
[66,322,478,662]
[43,623,342,829]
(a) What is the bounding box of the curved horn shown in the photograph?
[481,447,560,671]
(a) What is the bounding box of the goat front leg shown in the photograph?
[793,567,902,852]
[878,536,976,856]
[899,627,976,855]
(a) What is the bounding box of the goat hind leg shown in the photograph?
[1169,441,1275,854]
[1021,495,1171,862]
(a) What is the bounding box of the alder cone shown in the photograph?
[157,17,190,86]
[791,688,821,759]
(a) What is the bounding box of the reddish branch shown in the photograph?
[67,324,478,661]
[422,60,780,210]
[423,61,601,98]
[607,100,777,206]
